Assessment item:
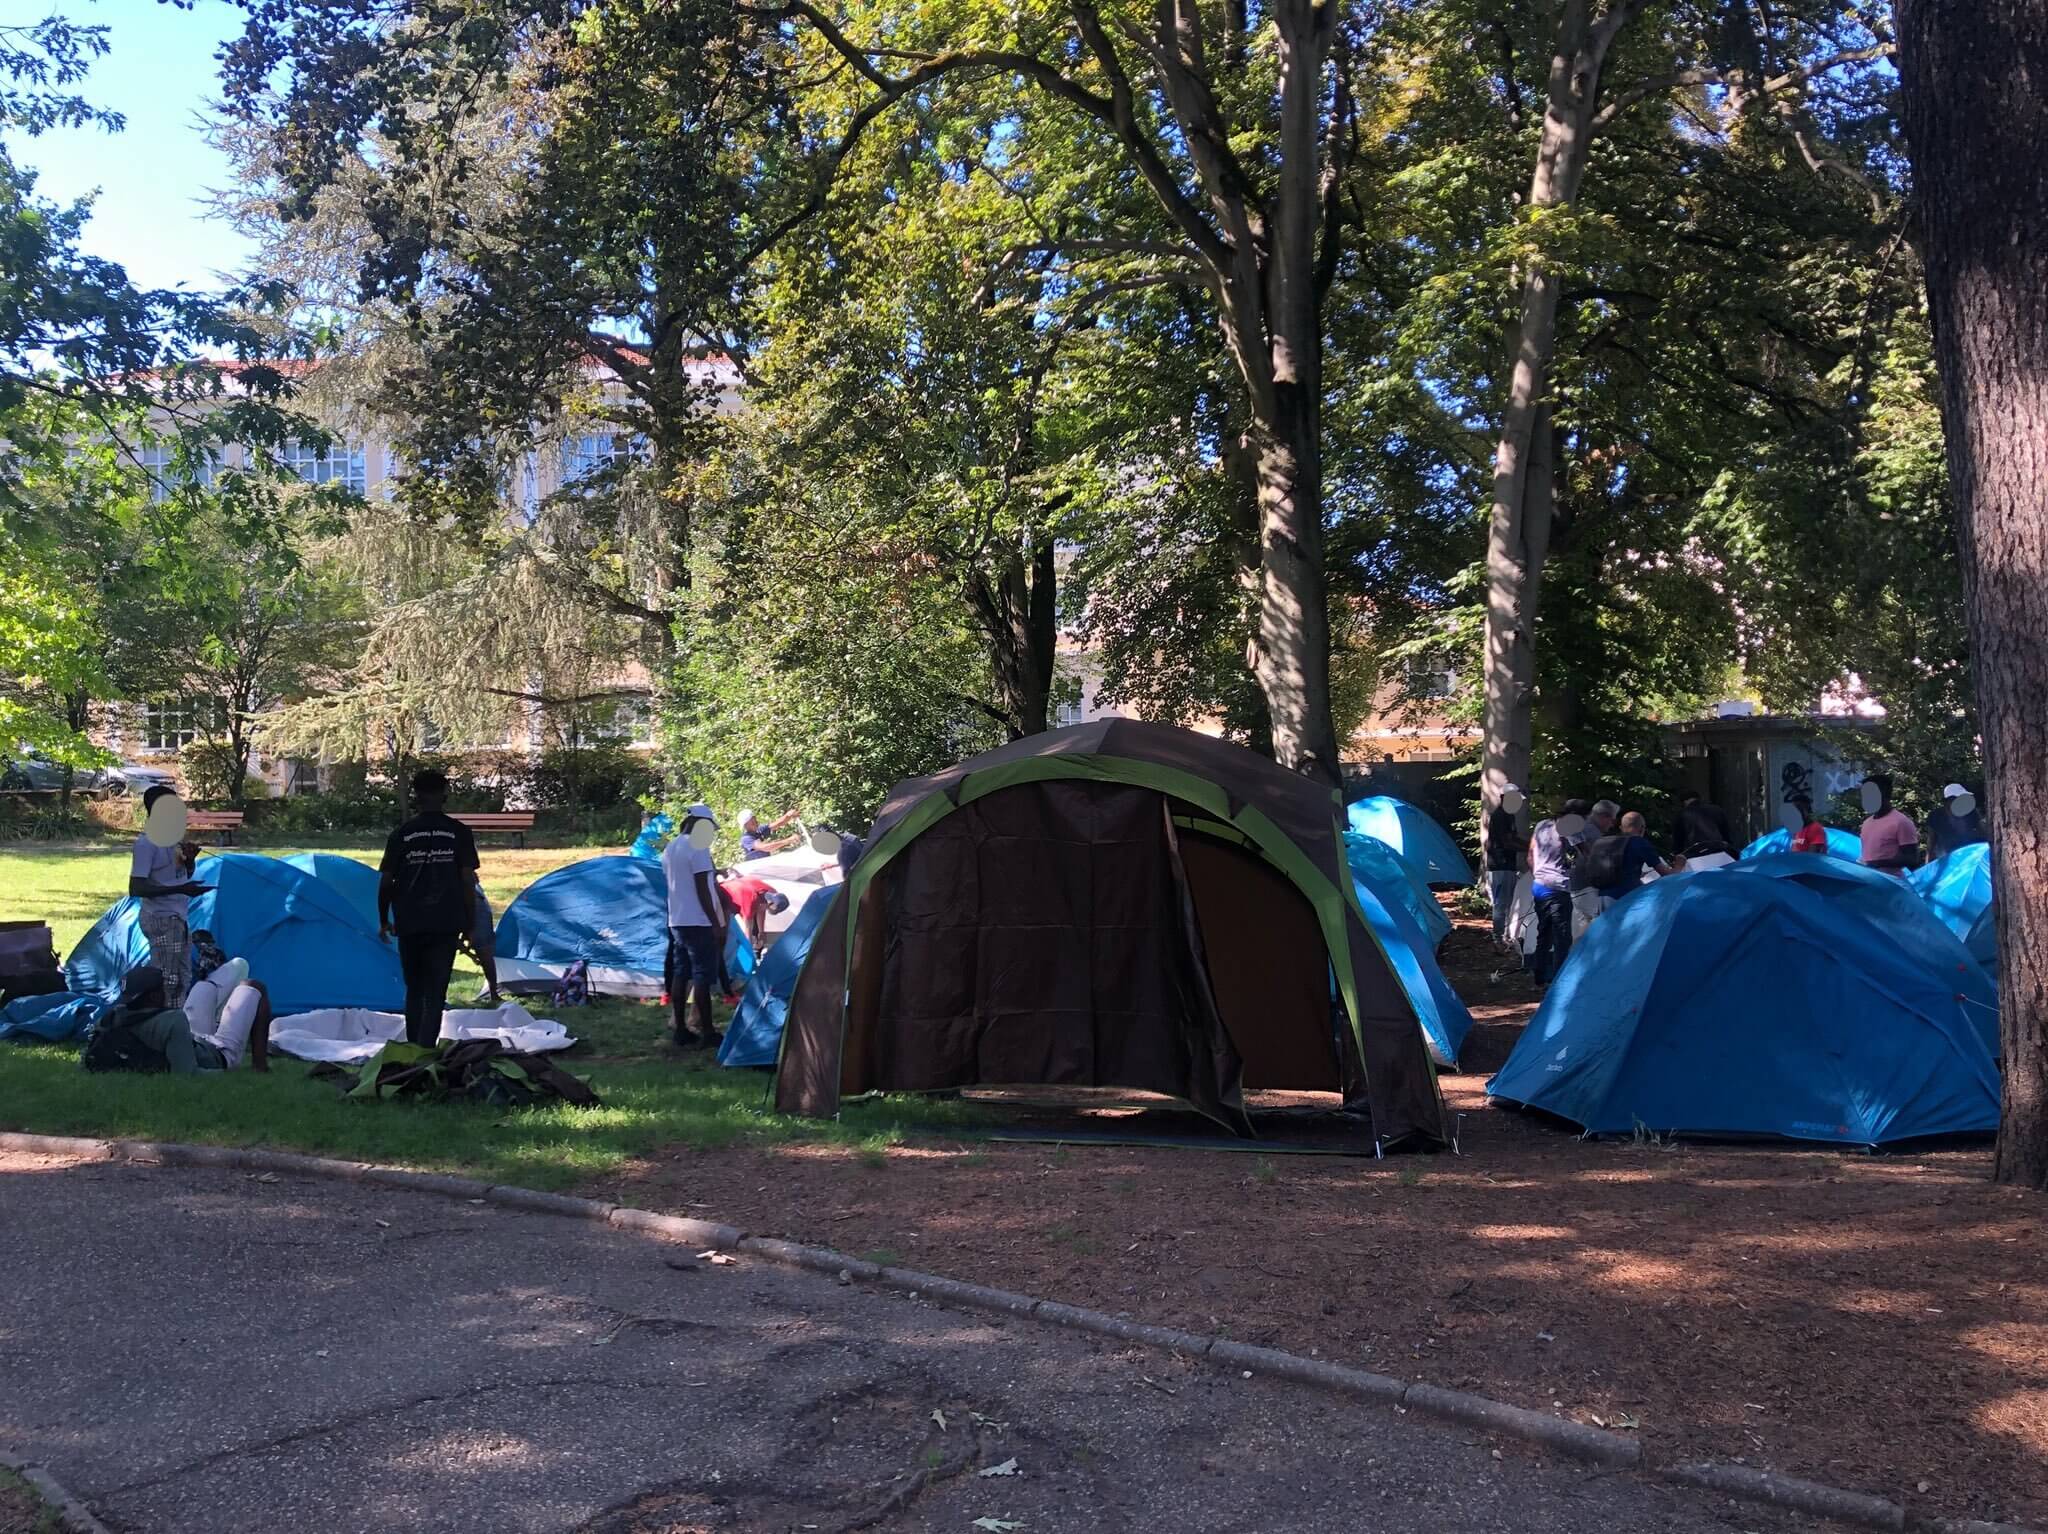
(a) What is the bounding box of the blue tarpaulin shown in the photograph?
[0,991,107,1043]
[64,853,405,1017]
[720,886,836,1068]
[495,854,753,999]
[1742,825,1863,861]
[1487,854,2000,1144]
[629,813,674,861]
[1345,796,1473,886]
[1912,842,1996,971]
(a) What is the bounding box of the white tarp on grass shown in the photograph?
[267,1001,576,1065]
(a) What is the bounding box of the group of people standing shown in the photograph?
[658,805,807,1051]
[1483,773,1988,988]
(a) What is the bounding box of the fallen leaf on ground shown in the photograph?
[979,1459,1020,1477]
[971,1520,1022,1532]
[697,1250,736,1265]
[931,1408,949,1432]
[253,1172,278,1184]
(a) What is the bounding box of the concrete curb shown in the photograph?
[4,1131,2039,1534]
[0,1450,115,1534]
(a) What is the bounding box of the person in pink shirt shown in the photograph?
[1857,774,1921,877]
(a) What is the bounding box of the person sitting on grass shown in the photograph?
[86,965,272,1075]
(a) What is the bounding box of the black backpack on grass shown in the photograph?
[81,1008,172,1074]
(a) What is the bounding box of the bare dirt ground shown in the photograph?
[585,912,2048,1531]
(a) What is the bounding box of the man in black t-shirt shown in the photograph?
[1678,791,1735,858]
[1484,785,1527,950]
[378,769,481,1048]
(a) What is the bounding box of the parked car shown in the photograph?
[0,750,117,797]
[108,763,178,799]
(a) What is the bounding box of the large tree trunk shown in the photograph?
[971,535,1059,739]
[1896,0,2048,1189]
[1479,0,1633,844]
[1249,390,1341,784]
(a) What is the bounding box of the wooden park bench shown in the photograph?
[187,810,245,846]
[451,810,537,849]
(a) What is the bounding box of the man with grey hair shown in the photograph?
[1582,809,1685,914]
[1570,801,1623,934]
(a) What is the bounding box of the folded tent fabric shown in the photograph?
[267,1001,575,1064]
[63,853,405,1016]
[1488,852,1999,1144]
[1343,796,1474,887]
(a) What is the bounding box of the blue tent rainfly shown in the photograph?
[1344,796,1473,887]
[1486,854,2000,1145]
[1911,842,1996,972]
[64,853,405,1017]
[720,885,837,1068]
[1344,847,1470,1068]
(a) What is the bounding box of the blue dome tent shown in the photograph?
[1345,796,1473,886]
[1742,825,1862,861]
[282,852,384,929]
[64,853,405,1017]
[1487,855,1999,1145]
[495,855,753,999]
[1345,832,1451,950]
[1912,843,1996,972]
[720,886,836,1068]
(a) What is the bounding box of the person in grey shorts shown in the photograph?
[128,787,207,1005]
[462,879,501,1005]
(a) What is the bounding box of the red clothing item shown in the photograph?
[720,875,776,922]
[1790,821,1828,853]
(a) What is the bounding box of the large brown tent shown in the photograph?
[773,722,1449,1149]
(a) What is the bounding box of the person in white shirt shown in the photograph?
[661,804,728,1050]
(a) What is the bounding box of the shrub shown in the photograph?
[178,741,244,805]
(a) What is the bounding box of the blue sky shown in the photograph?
[18,0,254,292]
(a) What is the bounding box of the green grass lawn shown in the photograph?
[0,842,979,1187]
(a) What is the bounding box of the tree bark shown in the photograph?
[1249,390,1339,782]
[968,534,1058,739]
[1479,0,1635,840]
[1895,0,2048,1190]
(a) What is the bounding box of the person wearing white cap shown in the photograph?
[1928,781,1987,860]
[737,806,803,860]
[1484,785,1527,951]
[661,803,728,1049]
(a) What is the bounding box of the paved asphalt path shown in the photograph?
[0,1152,1834,1534]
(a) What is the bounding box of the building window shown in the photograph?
[562,434,619,483]
[1404,654,1457,700]
[584,698,653,746]
[1053,697,1086,729]
[276,439,368,493]
[144,696,223,751]
[134,442,216,503]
